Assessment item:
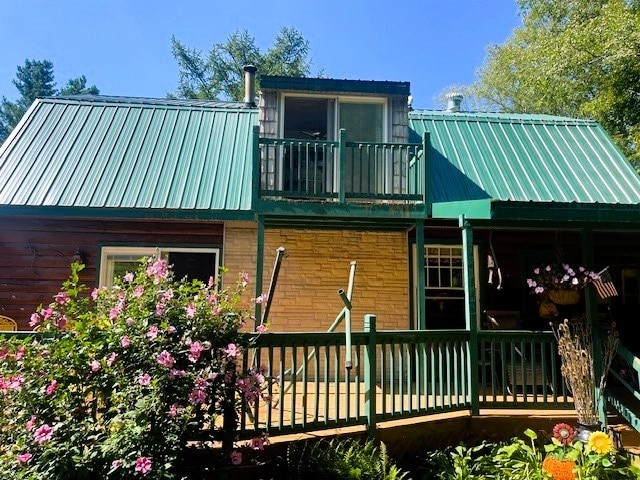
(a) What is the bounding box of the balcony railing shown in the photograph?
[255,128,426,204]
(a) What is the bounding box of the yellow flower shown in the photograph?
[588,431,613,454]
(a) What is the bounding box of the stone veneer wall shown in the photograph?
[223,222,410,332]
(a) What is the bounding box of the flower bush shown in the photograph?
[527,263,599,295]
[0,257,270,479]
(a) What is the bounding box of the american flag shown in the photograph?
[593,267,618,300]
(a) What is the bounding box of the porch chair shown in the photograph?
[0,315,18,331]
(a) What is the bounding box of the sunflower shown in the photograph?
[552,423,576,445]
[588,431,613,454]
[542,456,576,480]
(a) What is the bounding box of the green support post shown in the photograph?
[581,228,606,426]
[460,215,479,414]
[251,125,261,210]
[338,128,347,203]
[364,314,377,438]
[415,219,426,329]
[254,216,265,330]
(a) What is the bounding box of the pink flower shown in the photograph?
[91,288,99,300]
[224,343,238,358]
[111,459,122,469]
[188,387,207,405]
[249,434,269,450]
[55,315,67,330]
[155,302,165,316]
[26,416,37,431]
[133,286,144,298]
[45,380,57,396]
[166,325,176,334]
[40,307,53,321]
[134,456,152,475]
[253,294,268,304]
[169,369,186,378]
[90,360,101,372]
[54,291,70,305]
[241,272,250,287]
[14,347,25,361]
[29,313,41,328]
[186,302,196,319]
[208,276,215,287]
[162,289,174,301]
[106,352,118,367]
[146,258,169,284]
[109,307,121,320]
[121,336,131,348]
[126,317,135,325]
[123,272,134,282]
[168,403,179,418]
[256,324,268,334]
[146,325,159,340]
[230,450,242,465]
[17,452,32,463]
[138,373,151,387]
[156,350,175,368]
[9,374,25,390]
[188,342,203,363]
[34,424,53,443]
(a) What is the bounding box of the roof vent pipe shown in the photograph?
[243,65,257,108]
[445,92,463,113]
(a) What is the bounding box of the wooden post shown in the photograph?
[415,219,426,329]
[364,314,377,438]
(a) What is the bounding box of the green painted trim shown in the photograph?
[255,216,265,330]
[415,220,426,330]
[432,199,492,220]
[460,216,480,414]
[251,125,260,212]
[491,202,640,223]
[364,314,378,436]
[255,199,428,219]
[260,76,410,96]
[0,206,254,221]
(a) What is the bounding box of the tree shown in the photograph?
[474,0,640,167]
[0,59,99,143]
[171,27,312,101]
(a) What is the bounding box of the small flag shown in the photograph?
[593,266,618,300]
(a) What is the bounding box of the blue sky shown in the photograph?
[0,0,521,110]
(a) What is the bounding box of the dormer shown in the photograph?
[257,76,411,144]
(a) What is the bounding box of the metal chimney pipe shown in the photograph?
[243,65,257,107]
[446,92,463,113]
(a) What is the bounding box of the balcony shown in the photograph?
[255,128,426,205]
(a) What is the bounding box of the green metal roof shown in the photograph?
[409,110,640,217]
[260,76,410,96]
[0,96,257,217]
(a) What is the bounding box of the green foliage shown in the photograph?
[171,27,313,101]
[474,0,640,168]
[416,428,640,480]
[0,59,99,143]
[287,437,409,480]
[0,258,268,479]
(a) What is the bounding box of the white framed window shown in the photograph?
[413,243,480,329]
[99,246,220,287]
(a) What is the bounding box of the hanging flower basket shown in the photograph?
[549,288,581,305]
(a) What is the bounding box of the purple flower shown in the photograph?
[188,387,207,405]
[188,342,203,363]
[54,291,70,305]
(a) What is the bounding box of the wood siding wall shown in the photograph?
[0,216,223,328]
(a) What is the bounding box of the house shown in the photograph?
[3,67,640,437]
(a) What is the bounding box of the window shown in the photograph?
[416,244,479,329]
[99,247,219,287]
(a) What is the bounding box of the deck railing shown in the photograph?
[256,128,425,203]
[239,316,573,439]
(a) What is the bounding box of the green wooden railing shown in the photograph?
[606,344,640,431]
[257,128,425,203]
[239,317,573,439]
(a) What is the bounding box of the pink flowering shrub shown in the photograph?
[0,258,270,479]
